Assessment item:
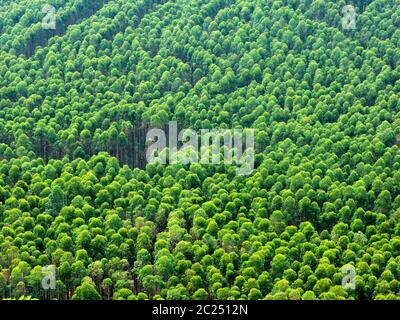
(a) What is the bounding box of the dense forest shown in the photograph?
[1,0,400,300]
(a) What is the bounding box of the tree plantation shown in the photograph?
[1,0,400,300]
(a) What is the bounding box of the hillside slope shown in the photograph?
[1,0,400,300]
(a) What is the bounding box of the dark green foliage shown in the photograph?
[1,0,400,301]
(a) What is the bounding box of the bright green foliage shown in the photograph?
[0,0,400,301]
